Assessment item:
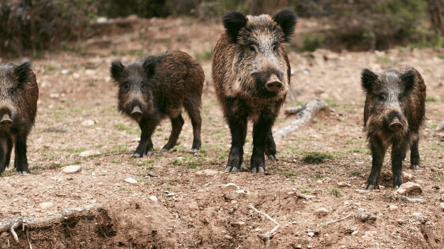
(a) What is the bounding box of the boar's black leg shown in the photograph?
[251,118,273,173]
[226,115,247,172]
[264,128,278,160]
[14,136,29,174]
[133,118,157,158]
[410,136,420,170]
[392,141,408,188]
[184,97,202,154]
[0,144,5,175]
[4,137,12,168]
[364,138,386,190]
[161,114,184,152]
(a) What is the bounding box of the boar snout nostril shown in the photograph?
[389,118,403,132]
[0,114,12,126]
[131,106,142,118]
[265,75,283,93]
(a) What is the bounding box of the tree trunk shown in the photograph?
[426,0,444,36]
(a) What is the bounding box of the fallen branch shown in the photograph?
[249,205,280,249]
[273,99,332,140]
[295,193,316,200]
[10,222,19,243]
[430,120,444,136]
[398,195,425,203]
[318,213,352,227]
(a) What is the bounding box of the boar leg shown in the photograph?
[133,119,157,158]
[184,97,202,154]
[0,143,5,175]
[364,138,386,189]
[251,118,273,173]
[410,136,420,170]
[4,137,12,168]
[226,115,247,172]
[161,114,184,152]
[392,141,408,188]
[14,136,29,174]
[264,128,278,160]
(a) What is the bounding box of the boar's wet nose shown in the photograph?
[131,106,142,118]
[389,118,402,132]
[0,114,12,126]
[265,75,283,93]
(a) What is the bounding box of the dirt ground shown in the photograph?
[1,16,444,248]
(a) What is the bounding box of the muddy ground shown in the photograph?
[1,16,444,248]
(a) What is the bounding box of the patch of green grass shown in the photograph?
[376,56,398,68]
[46,65,55,71]
[302,152,334,164]
[426,96,439,103]
[212,129,223,134]
[346,139,354,145]
[1,172,14,177]
[301,33,325,52]
[30,166,42,171]
[351,171,361,176]
[217,151,229,160]
[70,160,82,165]
[328,188,341,197]
[63,147,87,153]
[50,162,62,168]
[196,49,213,62]
[119,188,129,191]
[275,118,284,124]
[301,189,309,194]
[115,123,139,134]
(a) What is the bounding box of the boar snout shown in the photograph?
[265,75,283,93]
[131,106,142,119]
[0,114,12,127]
[389,117,402,132]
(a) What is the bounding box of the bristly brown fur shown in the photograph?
[111,50,204,156]
[361,64,426,189]
[0,62,39,174]
[212,8,297,173]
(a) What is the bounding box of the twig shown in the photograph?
[398,195,425,203]
[249,205,280,249]
[10,222,19,243]
[26,228,33,249]
[319,213,352,227]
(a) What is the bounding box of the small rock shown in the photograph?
[412,212,421,216]
[315,208,329,217]
[308,232,315,237]
[365,231,377,236]
[149,196,158,202]
[389,205,398,211]
[344,201,350,206]
[79,150,101,157]
[73,73,80,78]
[352,230,358,235]
[50,93,59,98]
[85,69,96,76]
[81,120,95,126]
[403,172,413,181]
[124,178,138,184]
[39,202,53,209]
[337,182,351,187]
[61,69,69,75]
[395,182,423,195]
[439,203,444,212]
[62,165,81,174]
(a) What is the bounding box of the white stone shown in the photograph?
[337,182,351,187]
[439,203,444,212]
[73,73,80,78]
[308,232,314,237]
[85,69,96,75]
[149,196,158,202]
[412,212,421,216]
[50,93,59,98]
[124,178,138,184]
[132,137,141,142]
[79,150,101,157]
[395,182,423,195]
[61,70,69,75]
[39,202,53,209]
[81,120,95,126]
[315,208,329,217]
[62,165,81,174]
[389,205,398,211]
[344,201,350,206]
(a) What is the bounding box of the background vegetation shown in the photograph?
[1,0,443,56]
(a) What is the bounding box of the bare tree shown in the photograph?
[426,0,444,36]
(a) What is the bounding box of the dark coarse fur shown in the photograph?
[111,50,204,157]
[361,64,426,189]
[0,62,39,175]
[212,8,297,173]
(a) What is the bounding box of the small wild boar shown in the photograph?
[361,65,426,189]
[111,51,204,157]
[212,8,297,173]
[0,62,39,175]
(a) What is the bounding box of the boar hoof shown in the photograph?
[189,149,199,154]
[18,171,28,175]
[160,148,169,153]
[410,165,419,170]
[131,153,142,158]
[364,184,377,190]
[251,166,265,173]
[225,166,237,172]
[146,151,153,156]
[268,154,278,161]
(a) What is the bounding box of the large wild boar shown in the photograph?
[212,8,297,173]
[361,65,426,189]
[111,51,204,157]
[0,62,39,175]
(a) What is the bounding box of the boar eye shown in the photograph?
[249,45,256,52]
[378,94,386,100]
[9,88,14,95]
[122,83,129,90]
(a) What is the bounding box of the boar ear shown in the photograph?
[361,69,378,94]
[111,60,125,82]
[273,8,297,43]
[142,60,156,78]
[14,62,32,89]
[400,70,416,92]
[222,11,247,43]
